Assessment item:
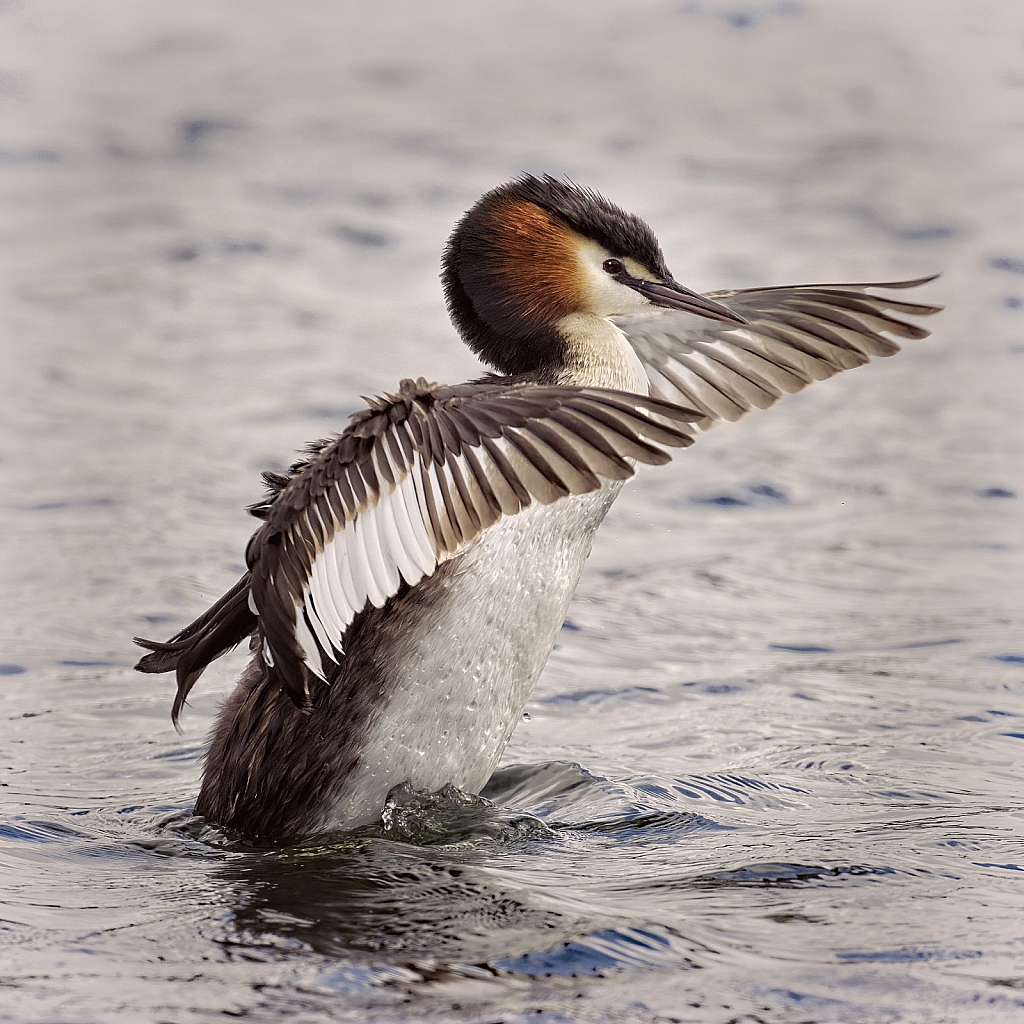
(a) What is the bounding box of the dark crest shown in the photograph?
[506,174,671,279]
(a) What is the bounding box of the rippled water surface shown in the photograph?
[2,2,1023,1021]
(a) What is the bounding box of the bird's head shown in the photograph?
[441,174,744,376]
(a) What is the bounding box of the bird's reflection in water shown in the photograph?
[210,784,574,969]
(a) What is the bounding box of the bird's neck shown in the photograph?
[553,313,649,392]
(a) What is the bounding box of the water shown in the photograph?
[1,1,1023,1020]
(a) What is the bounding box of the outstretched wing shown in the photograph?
[136,379,700,718]
[613,276,942,428]
[248,379,699,706]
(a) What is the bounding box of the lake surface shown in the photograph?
[1,1,1023,1021]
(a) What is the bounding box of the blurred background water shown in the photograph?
[1,1,1022,1021]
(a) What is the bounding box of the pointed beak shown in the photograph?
[633,279,748,326]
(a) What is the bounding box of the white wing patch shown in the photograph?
[296,449,441,679]
[292,437,539,680]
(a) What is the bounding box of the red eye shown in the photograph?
[602,258,625,275]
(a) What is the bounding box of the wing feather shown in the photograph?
[549,410,641,476]
[509,426,594,495]
[335,526,362,613]
[303,578,339,671]
[689,339,803,396]
[526,419,602,491]
[459,444,503,527]
[785,299,929,341]
[348,512,386,609]
[434,408,464,455]
[308,507,349,644]
[456,403,507,438]
[371,441,395,488]
[359,498,399,604]
[445,450,484,534]
[579,392,698,448]
[708,329,826,384]
[758,308,884,361]
[615,277,940,429]
[400,460,441,568]
[414,455,446,557]
[388,470,434,580]
[317,530,355,637]
[429,457,465,548]
[685,342,784,409]
[475,434,528,512]
[501,429,571,504]
[563,400,673,462]
[374,469,419,588]
[479,435,531,510]
[752,320,865,371]
[293,608,326,685]
[777,288,941,318]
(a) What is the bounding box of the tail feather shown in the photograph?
[135,573,257,729]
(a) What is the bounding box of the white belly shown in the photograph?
[321,481,623,828]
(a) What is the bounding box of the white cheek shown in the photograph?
[589,270,653,316]
[575,239,655,316]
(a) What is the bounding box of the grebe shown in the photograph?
[135,175,940,843]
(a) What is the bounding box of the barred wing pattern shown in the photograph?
[136,277,940,719]
[614,276,942,428]
[247,380,701,706]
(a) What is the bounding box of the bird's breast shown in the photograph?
[317,481,625,830]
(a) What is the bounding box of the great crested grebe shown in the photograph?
[135,175,940,843]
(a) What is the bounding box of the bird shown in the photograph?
[135,174,941,844]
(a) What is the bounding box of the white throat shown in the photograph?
[554,313,650,392]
